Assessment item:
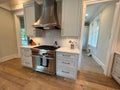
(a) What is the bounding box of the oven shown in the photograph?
[31,45,57,75]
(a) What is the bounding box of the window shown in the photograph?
[88,16,100,48]
[19,17,28,46]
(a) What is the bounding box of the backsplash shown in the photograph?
[31,30,79,49]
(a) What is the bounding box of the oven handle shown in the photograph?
[31,55,54,60]
[31,55,42,57]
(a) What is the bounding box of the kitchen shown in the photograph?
[0,0,120,89]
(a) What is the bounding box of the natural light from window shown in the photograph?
[88,15,100,48]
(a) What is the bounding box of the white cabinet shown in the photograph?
[56,52,79,80]
[61,0,81,36]
[112,53,120,85]
[24,1,41,36]
[20,47,32,68]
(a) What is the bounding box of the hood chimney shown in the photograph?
[33,0,60,30]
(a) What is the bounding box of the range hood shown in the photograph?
[33,0,60,30]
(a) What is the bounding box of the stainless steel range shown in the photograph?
[31,45,59,75]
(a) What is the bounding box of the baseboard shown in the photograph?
[0,54,19,63]
[92,54,105,71]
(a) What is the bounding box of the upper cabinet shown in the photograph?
[61,0,81,36]
[23,1,41,36]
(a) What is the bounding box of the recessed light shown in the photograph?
[85,13,88,17]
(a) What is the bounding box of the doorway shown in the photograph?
[80,0,119,75]
[19,17,28,46]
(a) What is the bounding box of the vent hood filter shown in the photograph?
[33,0,60,30]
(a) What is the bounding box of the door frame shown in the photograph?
[80,0,120,76]
[14,9,24,58]
[105,2,120,76]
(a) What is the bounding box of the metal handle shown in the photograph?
[25,62,30,64]
[31,55,54,60]
[62,71,69,74]
[62,62,70,65]
[24,55,30,57]
[31,55,42,57]
[118,76,120,79]
[62,54,71,57]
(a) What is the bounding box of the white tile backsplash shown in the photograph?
[31,30,79,49]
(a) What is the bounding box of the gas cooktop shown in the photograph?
[34,45,60,51]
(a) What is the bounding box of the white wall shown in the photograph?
[0,2,11,10]
[89,3,116,68]
[0,8,18,62]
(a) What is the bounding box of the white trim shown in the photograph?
[84,0,113,5]
[80,0,119,76]
[14,10,24,58]
[0,54,18,63]
[92,54,105,70]
[105,2,120,76]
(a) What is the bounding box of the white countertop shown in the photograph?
[56,47,80,54]
[20,45,38,48]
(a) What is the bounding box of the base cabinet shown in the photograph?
[20,47,32,68]
[56,52,78,80]
[112,53,120,85]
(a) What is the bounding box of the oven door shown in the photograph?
[31,55,55,75]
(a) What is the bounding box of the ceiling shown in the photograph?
[0,0,30,6]
[0,0,30,10]
[85,2,108,23]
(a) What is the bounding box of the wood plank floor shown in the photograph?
[0,58,120,90]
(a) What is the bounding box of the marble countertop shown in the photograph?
[56,47,80,54]
[20,46,80,54]
[20,45,38,48]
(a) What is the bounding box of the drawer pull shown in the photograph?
[62,62,70,65]
[25,62,30,64]
[62,55,71,57]
[62,71,69,74]
[118,76,120,79]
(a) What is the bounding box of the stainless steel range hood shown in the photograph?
[33,0,60,30]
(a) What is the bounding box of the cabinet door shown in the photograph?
[24,4,35,36]
[24,57,32,68]
[56,65,77,80]
[112,54,120,84]
[62,0,81,36]
[20,47,32,68]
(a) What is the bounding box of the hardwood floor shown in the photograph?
[0,58,120,90]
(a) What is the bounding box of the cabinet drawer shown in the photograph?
[112,73,120,84]
[112,65,120,74]
[112,69,120,77]
[56,66,76,79]
[24,60,32,68]
[21,57,32,68]
[112,53,120,85]
[57,52,77,59]
[22,53,31,58]
[114,56,120,64]
[24,61,32,68]
[57,58,76,68]
[21,48,31,57]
